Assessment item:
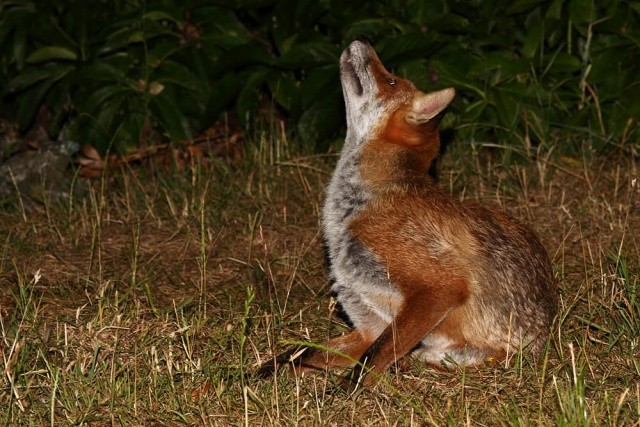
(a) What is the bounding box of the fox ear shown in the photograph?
[406,88,455,125]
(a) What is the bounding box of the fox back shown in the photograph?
[259,40,556,390]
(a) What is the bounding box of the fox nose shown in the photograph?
[352,36,372,46]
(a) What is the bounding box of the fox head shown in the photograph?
[340,40,455,186]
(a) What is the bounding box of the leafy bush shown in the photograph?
[1,0,639,155]
[1,1,208,154]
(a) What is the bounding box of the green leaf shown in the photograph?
[268,72,298,111]
[464,99,489,121]
[343,18,404,42]
[521,20,544,59]
[292,0,330,28]
[299,66,339,110]
[5,63,74,93]
[142,18,177,40]
[66,96,126,154]
[204,72,247,119]
[196,7,252,48]
[115,109,146,151]
[0,5,34,46]
[236,68,270,125]
[93,93,127,150]
[297,90,343,147]
[545,53,582,73]
[396,59,430,89]
[144,11,180,23]
[151,60,201,92]
[378,32,441,63]
[26,46,78,63]
[430,59,486,99]
[17,79,55,131]
[479,53,530,83]
[506,0,545,15]
[46,82,71,138]
[492,88,520,129]
[81,84,130,114]
[568,0,596,25]
[277,42,339,69]
[428,13,470,32]
[11,25,27,69]
[129,31,145,43]
[100,25,138,55]
[211,42,273,76]
[75,62,125,82]
[546,0,565,21]
[150,94,192,141]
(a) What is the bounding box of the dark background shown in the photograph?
[1,0,638,156]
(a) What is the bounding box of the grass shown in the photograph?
[0,129,638,426]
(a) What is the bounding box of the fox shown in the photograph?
[258,39,557,390]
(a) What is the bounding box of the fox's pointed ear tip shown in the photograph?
[409,87,457,123]
[441,87,456,100]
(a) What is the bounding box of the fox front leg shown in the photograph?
[256,330,374,379]
[341,282,468,391]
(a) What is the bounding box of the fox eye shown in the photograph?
[387,77,397,86]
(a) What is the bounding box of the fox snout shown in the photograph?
[340,40,372,98]
[340,40,381,135]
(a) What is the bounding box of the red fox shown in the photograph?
[258,40,557,390]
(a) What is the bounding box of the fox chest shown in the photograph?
[324,205,403,327]
[322,148,405,327]
[328,231,403,328]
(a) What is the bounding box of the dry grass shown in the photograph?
[0,132,638,426]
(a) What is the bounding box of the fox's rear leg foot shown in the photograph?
[255,346,310,379]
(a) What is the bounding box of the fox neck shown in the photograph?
[361,125,440,195]
[324,132,372,218]
[322,131,374,262]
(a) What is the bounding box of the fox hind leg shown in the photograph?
[414,337,501,368]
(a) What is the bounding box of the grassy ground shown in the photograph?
[0,131,638,426]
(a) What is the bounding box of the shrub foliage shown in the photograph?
[1,0,639,154]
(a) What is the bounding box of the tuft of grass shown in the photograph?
[0,128,639,425]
